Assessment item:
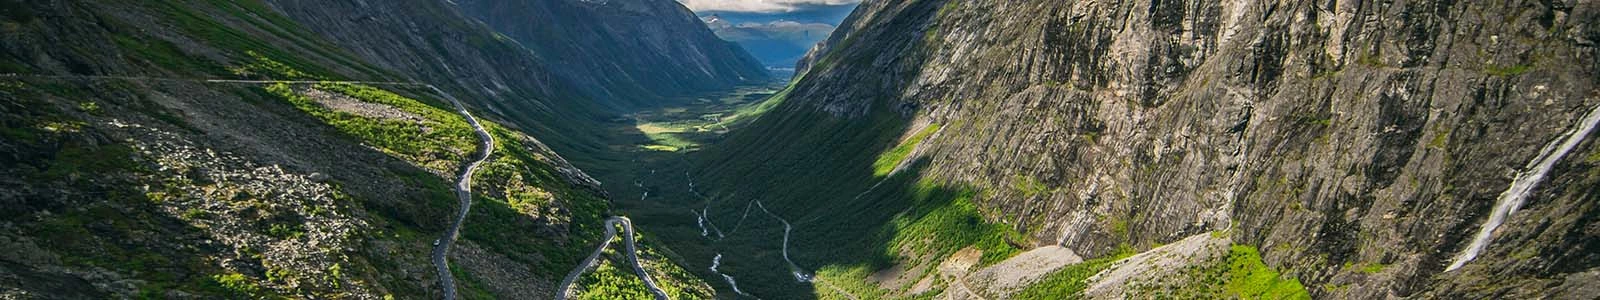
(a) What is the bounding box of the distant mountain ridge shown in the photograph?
[693,3,858,26]
[452,0,771,108]
[702,15,835,68]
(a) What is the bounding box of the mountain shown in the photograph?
[0,0,724,298]
[451,0,771,108]
[671,0,1600,298]
[692,4,859,26]
[6,0,1598,299]
[702,15,836,69]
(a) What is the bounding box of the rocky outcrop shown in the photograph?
[452,0,771,107]
[122,119,376,297]
[0,77,437,298]
[728,0,1600,298]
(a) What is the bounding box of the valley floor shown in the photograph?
[581,79,1312,300]
[563,81,792,299]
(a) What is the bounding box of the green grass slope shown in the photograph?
[0,0,705,297]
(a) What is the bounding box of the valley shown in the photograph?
[586,1,1600,299]
[3,0,1598,299]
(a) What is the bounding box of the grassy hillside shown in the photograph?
[624,88,1312,298]
[587,81,1039,298]
[0,0,704,297]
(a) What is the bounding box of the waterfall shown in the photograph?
[1446,103,1600,271]
[695,210,710,237]
[710,254,755,298]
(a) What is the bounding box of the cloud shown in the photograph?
[677,0,859,13]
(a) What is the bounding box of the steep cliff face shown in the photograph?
[693,0,1599,298]
[0,0,709,298]
[453,0,771,107]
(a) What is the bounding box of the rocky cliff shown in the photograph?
[453,0,771,108]
[688,0,1600,298]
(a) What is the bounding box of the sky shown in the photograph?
[677,0,861,13]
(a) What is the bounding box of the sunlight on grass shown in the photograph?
[617,85,786,155]
[814,265,890,300]
[635,122,698,151]
[1011,251,1134,299]
[806,178,1024,298]
[576,258,652,300]
[265,82,475,175]
[635,122,682,134]
[640,145,680,152]
[1225,245,1310,300]
[873,124,940,176]
[889,180,1020,265]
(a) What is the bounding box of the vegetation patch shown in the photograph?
[110,34,225,75]
[873,124,940,176]
[469,125,611,275]
[1224,245,1310,299]
[576,251,653,300]
[887,179,1022,266]
[1014,243,1307,299]
[623,86,785,153]
[1011,252,1133,299]
[450,263,496,300]
[264,82,475,174]
[634,235,717,299]
[207,273,267,298]
[1429,128,1450,150]
[139,1,339,78]
[814,265,891,299]
[1011,174,1049,198]
[40,143,139,180]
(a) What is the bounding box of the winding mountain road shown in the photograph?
[751,200,860,299]
[557,216,670,300]
[680,163,859,299]
[552,167,667,299]
[754,201,812,283]
[426,86,495,300]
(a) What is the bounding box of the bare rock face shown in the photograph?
[773,0,1599,298]
[1082,233,1230,299]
